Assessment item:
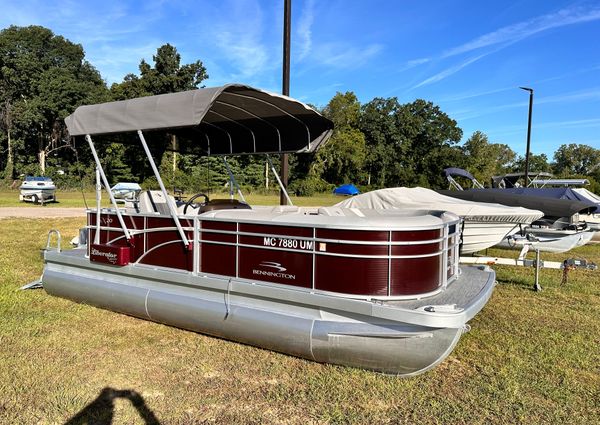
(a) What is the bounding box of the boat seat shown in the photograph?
[137,190,178,215]
[199,199,252,213]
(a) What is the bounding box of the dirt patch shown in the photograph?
[0,207,85,219]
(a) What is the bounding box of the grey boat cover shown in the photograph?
[573,188,600,205]
[64,84,333,155]
[335,187,543,223]
[438,189,597,217]
[501,187,599,212]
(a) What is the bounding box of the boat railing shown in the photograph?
[44,229,62,253]
[84,209,461,300]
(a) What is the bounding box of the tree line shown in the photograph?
[1,25,599,195]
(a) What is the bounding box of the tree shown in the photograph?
[461,131,516,186]
[0,25,108,176]
[396,99,463,188]
[511,153,551,174]
[110,43,209,185]
[318,92,366,185]
[552,143,600,176]
[359,97,463,189]
[359,97,403,187]
[110,43,208,99]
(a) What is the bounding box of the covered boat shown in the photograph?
[37,84,496,376]
[335,187,543,254]
[573,188,600,241]
[19,176,56,204]
[439,168,598,252]
[438,187,596,228]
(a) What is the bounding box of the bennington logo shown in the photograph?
[252,261,296,280]
[91,247,118,264]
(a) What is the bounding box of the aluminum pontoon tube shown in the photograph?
[42,250,495,376]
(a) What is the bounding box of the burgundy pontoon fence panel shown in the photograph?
[86,211,459,298]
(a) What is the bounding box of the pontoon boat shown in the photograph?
[37,85,496,376]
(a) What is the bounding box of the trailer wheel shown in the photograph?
[32,194,39,204]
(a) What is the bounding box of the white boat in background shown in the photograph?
[110,182,142,201]
[572,188,600,242]
[499,227,595,253]
[19,176,56,204]
[334,187,544,254]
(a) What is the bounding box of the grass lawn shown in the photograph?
[0,217,599,424]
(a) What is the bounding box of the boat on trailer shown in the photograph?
[335,186,544,255]
[38,84,496,376]
[19,176,57,204]
[440,168,597,253]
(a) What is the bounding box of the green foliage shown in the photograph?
[359,97,463,188]
[398,99,463,188]
[511,152,551,173]
[360,97,404,187]
[100,143,135,185]
[318,92,366,185]
[552,143,600,178]
[0,25,108,176]
[462,131,517,187]
[110,43,208,99]
[288,175,332,196]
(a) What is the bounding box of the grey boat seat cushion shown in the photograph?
[137,190,178,215]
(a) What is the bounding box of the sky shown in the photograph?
[1,0,599,159]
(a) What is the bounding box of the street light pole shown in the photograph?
[520,87,534,185]
[280,0,291,205]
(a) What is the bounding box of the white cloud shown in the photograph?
[192,0,278,85]
[404,4,600,87]
[412,52,490,89]
[313,43,383,69]
[296,0,315,61]
[443,5,600,58]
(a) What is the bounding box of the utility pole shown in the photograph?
[520,87,534,185]
[280,0,291,205]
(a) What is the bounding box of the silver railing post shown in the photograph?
[223,157,247,203]
[95,166,101,244]
[137,130,190,248]
[85,135,132,242]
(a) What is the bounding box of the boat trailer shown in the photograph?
[460,244,597,292]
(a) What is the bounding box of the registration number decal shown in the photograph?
[263,237,313,251]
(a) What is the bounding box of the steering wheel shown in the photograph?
[183,193,210,214]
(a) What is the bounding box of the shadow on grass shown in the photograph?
[64,387,160,425]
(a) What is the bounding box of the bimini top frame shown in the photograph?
[65,84,334,249]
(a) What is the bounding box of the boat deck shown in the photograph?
[386,266,494,311]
